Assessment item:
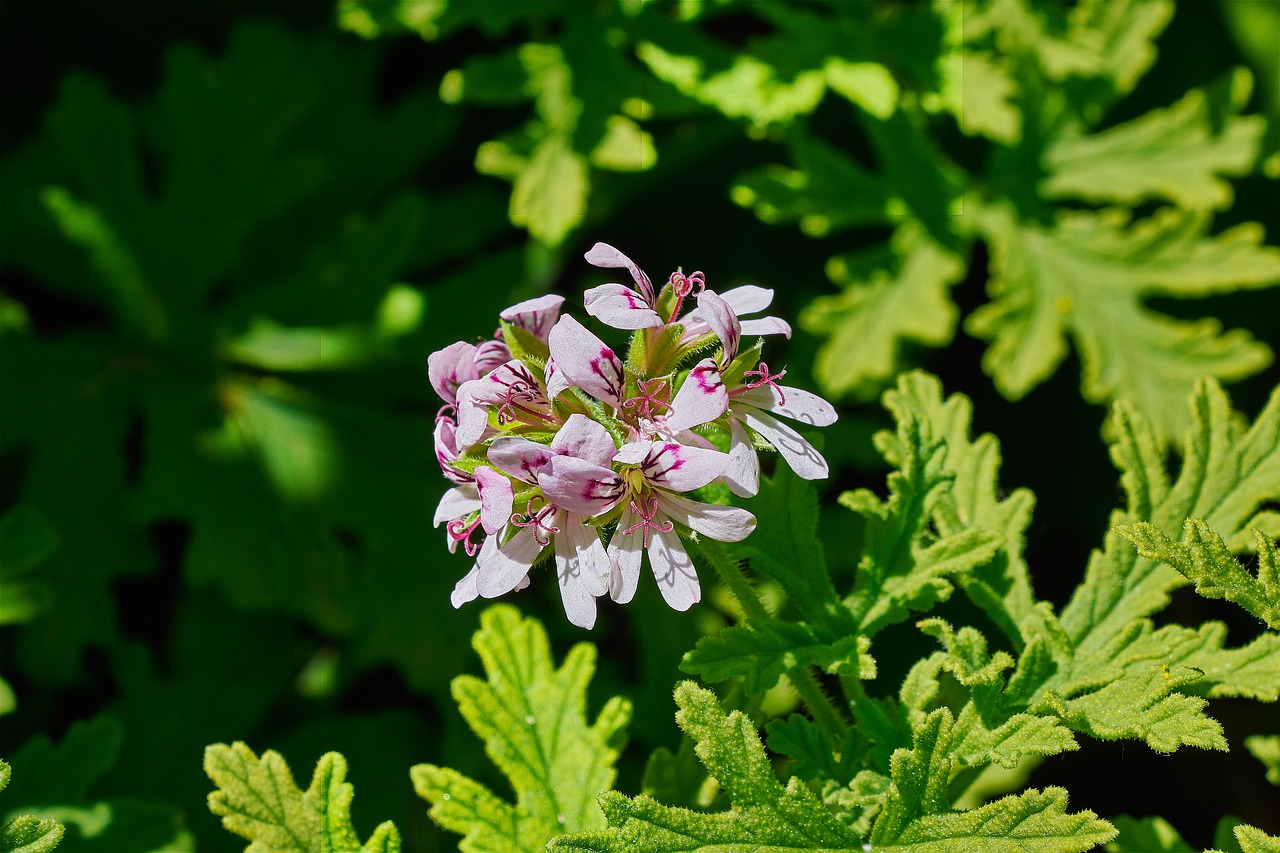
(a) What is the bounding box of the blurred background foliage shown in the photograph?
[0,1,1277,850]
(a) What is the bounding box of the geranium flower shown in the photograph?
[464,414,618,628]
[696,289,838,496]
[426,242,833,627]
[427,339,510,408]
[540,439,755,610]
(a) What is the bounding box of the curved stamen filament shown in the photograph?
[742,362,787,405]
[622,377,670,421]
[512,496,560,546]
[667,269,706,321]
[435,404,457,423]
[622,496,674,548]
[447,515,483,557]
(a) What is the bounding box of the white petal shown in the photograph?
[584,242,655,304]
[477,526,545,598]
[500,294,566,341]
[427,341,475,405]
[545,359,569,400]
[739,385,838,426]
[555,516,608,628]
[453,380,490,450]
[434,485,480,526]
[550,413,619,469]
[646,525,701,611]
[724,417,761,497]
[695,289,741,364]
[559,512,611,596]
[626,440,728,493]
[450,566,480,608]
[657,491,757,542]
[719,284,775,315]
[472,340,512,376]
[487,437,554,485]
[584,283,664,330]
[539,455,625,517]
[739,405,830,480]
[665,359,729,432]
[547,315,625,406]
[475,465,514,535]
[607,504,644,603]
[739,316,792,339]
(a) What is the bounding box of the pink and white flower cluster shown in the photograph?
[428,243,837,628]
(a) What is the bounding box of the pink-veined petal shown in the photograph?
[739,316,792,339]
[434,484,480,526]
[427,341,475,404]
[696,289,741,364]
[738,384,838,426]
[550,413,619,468]
[584,283,665,330]
[585,242,655,304]
[487,437,554,485]
[619,440,728,493]
[665,358,729,432]
[500,294,566,342]
[433,417,470,484]
[548,315,625,406]
[647,524,701,611]
[472,339,512,376]
[538,455,625,517]
[608,503,644,604]
[475,465,514,535]
[724,416,761,497]
[477,526,544,598]
[739,405,830,480]
[656,491,757,542]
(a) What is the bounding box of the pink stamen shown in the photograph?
[435,404,457,423]
[447,515,483,557]
[495,381,540,425]
[667,269,706,321]
[622,496,674,548]
[742,362,787,405]
[622,377,670,420]
[512,496,560,546]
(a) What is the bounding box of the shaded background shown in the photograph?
[1,1,1277,850]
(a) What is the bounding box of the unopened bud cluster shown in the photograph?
[428,244,836,627]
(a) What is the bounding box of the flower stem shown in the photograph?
[696,540,849,740]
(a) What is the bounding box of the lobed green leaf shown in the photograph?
[411,605,631,852]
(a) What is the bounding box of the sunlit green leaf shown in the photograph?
[412,606,631,853]
[967,203,1280,442]
[1116,520,1280,629]
[206,746,399,852]
[802,224,965,399]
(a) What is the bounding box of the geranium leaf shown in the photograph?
[410,605,631,852]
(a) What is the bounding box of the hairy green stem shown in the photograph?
[698,540,849,740]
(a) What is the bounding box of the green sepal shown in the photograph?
[500,319,550,363]
[719,339,764,390]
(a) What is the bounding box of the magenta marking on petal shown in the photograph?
[693,366,722,394]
